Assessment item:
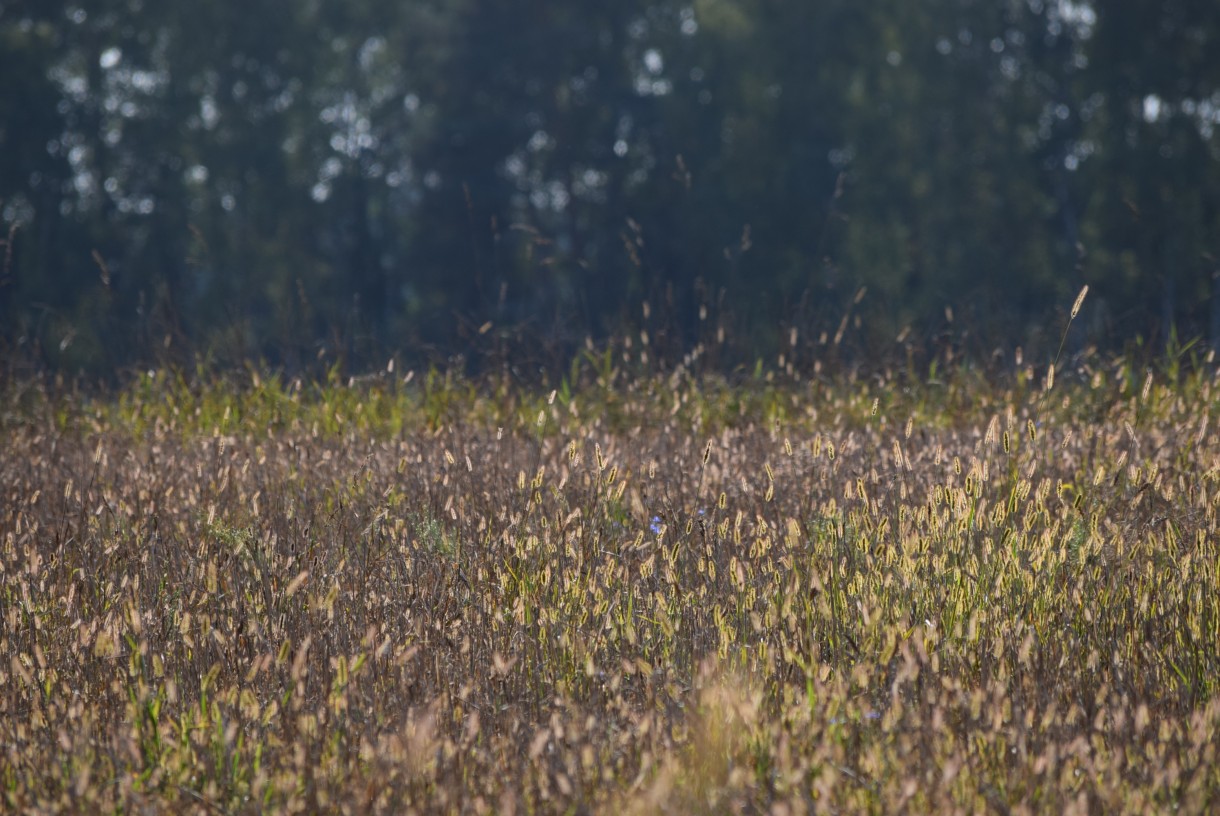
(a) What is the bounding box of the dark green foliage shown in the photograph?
[1,1,1217,374]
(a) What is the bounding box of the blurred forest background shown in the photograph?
[1,0,1218,376]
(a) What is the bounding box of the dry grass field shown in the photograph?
[2,352,1218,813]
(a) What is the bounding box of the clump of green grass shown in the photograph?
[1,345,1218,813]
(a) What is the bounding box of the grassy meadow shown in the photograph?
[1,349,1218,814]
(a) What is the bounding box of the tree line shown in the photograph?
[2,0,1218,375]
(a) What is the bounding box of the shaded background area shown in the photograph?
[1,0,1218,375]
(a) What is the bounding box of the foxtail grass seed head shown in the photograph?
[5,357,1216,815]
[1071,284,1088,319]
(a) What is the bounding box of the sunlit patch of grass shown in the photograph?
[1,346,1219,813]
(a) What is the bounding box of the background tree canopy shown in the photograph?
[2,0,1218,374]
